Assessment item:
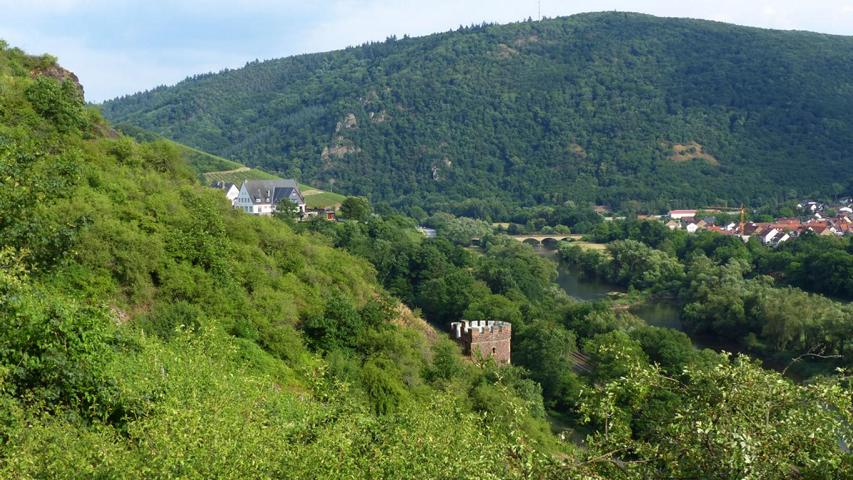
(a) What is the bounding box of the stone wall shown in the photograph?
[450,320,511,364]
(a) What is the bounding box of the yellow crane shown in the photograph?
[739,204,747,235]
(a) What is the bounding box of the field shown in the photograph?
[115,124,345,209]
[203,167,278,184]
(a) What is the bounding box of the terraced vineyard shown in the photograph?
[116,124,345,209]
[203,167,278,184]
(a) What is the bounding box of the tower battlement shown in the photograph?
[450,320,511,364]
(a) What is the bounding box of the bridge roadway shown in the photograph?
[471,234,583,245]
[507,234,583,243]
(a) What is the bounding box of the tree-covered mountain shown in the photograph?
[101,12,853,216]
[3,41,852,478]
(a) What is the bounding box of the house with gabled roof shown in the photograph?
[212,181,240,206]
[234,179,305,216]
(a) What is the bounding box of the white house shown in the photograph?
[762,228,780,245]
[234,179,306,216]
[212,182,240,206]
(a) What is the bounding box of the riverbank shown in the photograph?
[537,246,836,380]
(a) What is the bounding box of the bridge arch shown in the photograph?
[541,237,561,249]
[522,238,541,247]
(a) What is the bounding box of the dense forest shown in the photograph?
[559,222,853,376]
[102,12,853,216]
[2,42,851,478]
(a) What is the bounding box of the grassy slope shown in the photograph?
[116,124,346,209]
[0,44,559,478]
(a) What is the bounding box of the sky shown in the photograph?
[2,1,852,102]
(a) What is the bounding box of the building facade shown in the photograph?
[450,320,511,364]
[234,179,306,216]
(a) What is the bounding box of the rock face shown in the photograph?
[31,64,84,99]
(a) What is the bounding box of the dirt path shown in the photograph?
[208,166,250,175]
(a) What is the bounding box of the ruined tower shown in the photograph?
[450,320,511,364]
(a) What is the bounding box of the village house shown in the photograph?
[212,181,240,206]
[233,179,306,216]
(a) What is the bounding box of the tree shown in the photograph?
[340,196,372,221]
[514,321,581,408]
[273,198,299,222]
[24,76,86,133]
[578,350,853,479]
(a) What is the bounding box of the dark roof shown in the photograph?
[242,179,303,205]
[212,181,237,190]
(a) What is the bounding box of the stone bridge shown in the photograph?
[471,234,583,247]
[508,234,583,246]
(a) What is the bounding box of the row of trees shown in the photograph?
[588,218,853,300]
[559,236,853,366]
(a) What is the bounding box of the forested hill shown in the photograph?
[101,12,853,215]
[4,41,852,478]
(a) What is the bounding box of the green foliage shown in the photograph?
[579,351,853,479]
[1,45,566,476]
[103,13,853,215]
[606,240,684,292]
[561,230,853,367]
[0,286,114,417]
[25,76,86,133]
[340,196,372,221]
[3,42,852,478]
[273,198,299,222]
[426,212,493,245]
[514,321,581,409]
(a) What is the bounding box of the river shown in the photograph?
[556,264,683,328]
[542,248,765,357]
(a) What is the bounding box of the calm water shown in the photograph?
[539,248,684,329]
[555,266,620,302]
[539,248,824,378]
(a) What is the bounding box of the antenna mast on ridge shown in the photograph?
[538,0,541,21]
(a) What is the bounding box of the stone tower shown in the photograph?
[450,320,511,364]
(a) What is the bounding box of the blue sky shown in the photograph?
[2,1,852,102]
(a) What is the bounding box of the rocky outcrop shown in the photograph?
[30,63,85,99]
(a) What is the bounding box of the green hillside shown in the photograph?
[102,12,853,217]
[2,42,851,478]
[117,124,346,208]
[0,43,561,477]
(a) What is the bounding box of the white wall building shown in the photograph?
[234,179,306,216]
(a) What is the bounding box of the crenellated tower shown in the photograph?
[450,320,511,364]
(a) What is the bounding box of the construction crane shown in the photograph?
[738,204,746,235]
